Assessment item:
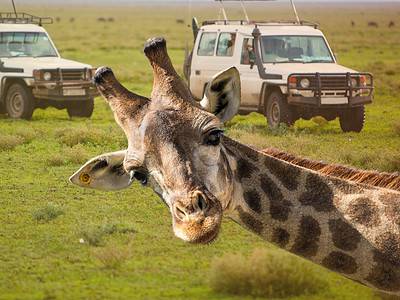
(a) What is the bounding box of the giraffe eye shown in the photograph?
[204,130,223,146]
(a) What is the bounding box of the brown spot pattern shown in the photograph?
[346,197,380,228]
[299,173,334,212]
[329,219,361,251]
[366,251,400,292]
[380,194,400,226]
[237,158,258,181]
[260,174,292,221]
[243,189,262,214]
[291,216,321,258]
[322,251,358,275]
[375,232,400,263]
[237,206,263,235]
[264,156,301,191]
[272,228,290,248]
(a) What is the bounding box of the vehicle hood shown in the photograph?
[1,57,92,76]
[265,63,358,79]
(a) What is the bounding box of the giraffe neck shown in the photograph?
[221,136,400,295]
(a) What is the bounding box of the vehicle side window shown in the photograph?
[216,33,236,57]
[197,32,217,56]
[241,38,255,65]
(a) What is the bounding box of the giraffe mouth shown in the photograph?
[171,192,223,244]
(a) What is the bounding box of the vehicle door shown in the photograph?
[236,37,263,107]
[190,31,237,99]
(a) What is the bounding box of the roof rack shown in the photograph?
[215,0,301,24]
[202,19,319,29]
[0,12,53,26]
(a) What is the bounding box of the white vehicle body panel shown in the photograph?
[189,23,361,107]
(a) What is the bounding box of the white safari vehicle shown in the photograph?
[184,0,374,132]
[0,13,98,119]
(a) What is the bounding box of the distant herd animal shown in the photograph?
[350,21,396,28]
[97,17,115,23]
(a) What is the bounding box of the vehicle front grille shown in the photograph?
[308,76,347,89]
[307,76,348,89]
[49,69,86,81]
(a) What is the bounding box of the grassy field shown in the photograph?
[0,2,400,299]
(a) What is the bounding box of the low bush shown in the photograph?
[32,203,64,222]
[46,144,89,166]
[0,135,24,151]
[209,248,325,298]
[92,244,132,269]
[80,223,135,247]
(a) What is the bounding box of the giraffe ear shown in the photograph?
[69,150,133,191]
[200,67,241,122]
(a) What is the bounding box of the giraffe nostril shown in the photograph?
[195,193,208,212]
[174,205,187,221]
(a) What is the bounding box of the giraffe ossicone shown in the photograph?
[70,37,400,295]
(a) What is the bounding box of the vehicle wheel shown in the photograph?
[339,106,365,133]
[67,98,94,118]
[265,91,293,128]
[5,83,35,119]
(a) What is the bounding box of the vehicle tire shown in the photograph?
[5,83,35,119]
[67,98,94,118]
[265,91,293,128]
[339,106,365,133]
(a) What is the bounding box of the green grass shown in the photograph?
[0,2,399,300]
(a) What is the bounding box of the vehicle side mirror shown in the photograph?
[249,54,255,69]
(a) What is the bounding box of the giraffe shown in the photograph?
[70,37,400,295]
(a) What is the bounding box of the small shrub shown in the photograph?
[55,127,110,147]
[46,153,66,167]
[209,248,325,298]
[80,223,135,247]
[14,127,38,143]
[312,116,328,126]
[385,69,396,76]
[0,135,24,151]
[92,244,132,269]
[64,144,89,164]
[32,203,64,222]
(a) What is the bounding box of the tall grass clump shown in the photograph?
[80,223,135,247]
[209,248,325,298]
[46,144,89,166]
[0,135,24,151]
[32,203,64,222]
[55,127,110,147]
[92,244,132,269]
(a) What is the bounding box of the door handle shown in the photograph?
[195,70,201,75]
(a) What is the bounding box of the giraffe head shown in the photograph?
[70,37,240,244]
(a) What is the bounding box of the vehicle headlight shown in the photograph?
[300,78,310,88]
[43,72,52,81]
[351,78,358,87]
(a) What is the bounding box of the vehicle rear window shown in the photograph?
[216,33,236,57]
[197,32,217,56]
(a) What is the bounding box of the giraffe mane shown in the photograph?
[261,148,400,192]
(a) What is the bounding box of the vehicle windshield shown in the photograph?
[261,35,334,63]
[0,32,58,58]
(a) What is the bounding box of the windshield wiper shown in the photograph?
[306,60,332,63]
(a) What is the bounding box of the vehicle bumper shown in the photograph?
[32,80,99,101]
[287,94,373,108]
[286,72,374,108]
